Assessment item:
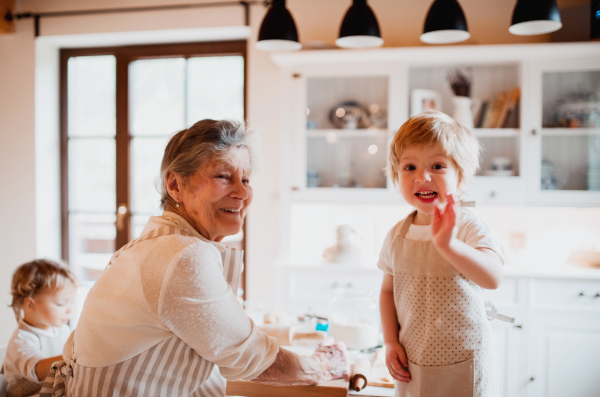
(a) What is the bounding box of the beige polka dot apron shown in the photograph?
[39,223,244,397]
[392,211,498,397]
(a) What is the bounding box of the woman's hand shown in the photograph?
[432,192,460,251]
[312,341,350,382]
[384,342,410,383]
[253,341,349,386]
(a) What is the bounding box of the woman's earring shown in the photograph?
[176,201,180,208]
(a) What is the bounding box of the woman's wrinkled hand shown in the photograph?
[312,341,350,381]
[384,342,411,383]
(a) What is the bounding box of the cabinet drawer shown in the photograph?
[289,270,382,301]
[483,277,519,305]
[531,279,600,310]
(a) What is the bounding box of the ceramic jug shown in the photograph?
[452,96,481,129]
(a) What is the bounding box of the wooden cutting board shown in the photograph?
[226,379,350,397]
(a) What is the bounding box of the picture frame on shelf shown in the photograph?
[411,88,442,117]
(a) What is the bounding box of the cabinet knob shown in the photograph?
[346,282,353,288]
[529,377,535,382]
[579,292,585,297]
[489,191,496,198]
[594,293,600,298]
[292,73,301,78]
[514,324,522,329]
[331,282,339,289]
[291,186,300,191]
[531,129,537,136]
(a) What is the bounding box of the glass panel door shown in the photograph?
[129,55,245,247]
[129,58,186,237]
[305,76,389,189]
[67,55,116,282]
[408,63,521,178]
[540,69,600,191]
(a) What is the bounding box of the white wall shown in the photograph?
[0,18,37,342]
[0,0,582,343]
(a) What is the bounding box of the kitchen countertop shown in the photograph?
[502,261,600,279]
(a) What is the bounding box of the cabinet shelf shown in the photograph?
[473,128,520,138]
[540,128,600,136]
[306,128,388,138]
[290,187,402,205]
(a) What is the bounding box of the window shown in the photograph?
[61,42,247,290]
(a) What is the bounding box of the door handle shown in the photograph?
[117,204,128,231]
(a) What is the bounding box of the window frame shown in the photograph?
[60,40,248,289]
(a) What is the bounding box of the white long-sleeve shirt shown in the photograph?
[69,212,278,381]
[2,320,70,397]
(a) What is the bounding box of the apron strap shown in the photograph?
[106,217,244,293]
[398,210,418,239]
[39,360,72,397]
[106,225,191,268]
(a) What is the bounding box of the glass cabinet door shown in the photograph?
[304,75,389,190]
[531,59,600,201]
[541,70,600,191]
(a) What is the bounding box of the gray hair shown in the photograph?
[159,119,257,209]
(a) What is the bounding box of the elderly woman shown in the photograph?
[41,120,347,397]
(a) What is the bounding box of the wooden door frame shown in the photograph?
[60,40,248,292]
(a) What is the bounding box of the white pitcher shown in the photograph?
[452,96,481,130]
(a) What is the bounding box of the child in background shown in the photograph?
[378,111,504,397]
[2,259,77,397]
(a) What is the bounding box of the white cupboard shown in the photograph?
[270,42,600,397]
[271,42,600,209]
[527,316,600,397]
[274,265,600,397]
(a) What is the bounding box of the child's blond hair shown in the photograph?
[10,259,77,319]
[388,110,481,199]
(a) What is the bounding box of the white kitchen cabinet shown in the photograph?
[274,264,600,397]
[484,276,529,397]
[407,61,524,207]
[270,42,600,396]
[527,316,600,397]
[282,62,404,203]
[525,278,600,396]
[526,57,600,206]
[272,43,600,209]
[491,321,528,397]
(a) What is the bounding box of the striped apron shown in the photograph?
[39,223,244,397]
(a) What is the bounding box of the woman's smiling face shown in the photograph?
[178,147,253,242]
[398,145,460,214]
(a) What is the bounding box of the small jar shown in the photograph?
[328,288,380,350]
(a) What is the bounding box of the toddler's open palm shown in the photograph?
[432,192,459,249]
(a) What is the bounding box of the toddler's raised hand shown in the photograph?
[432,192,459,250]
[384,342,411,383]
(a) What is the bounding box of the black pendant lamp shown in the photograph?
[420,0,470,44]
[336,0,383,48]
[255,0,301,51]
[509,0,562,36]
